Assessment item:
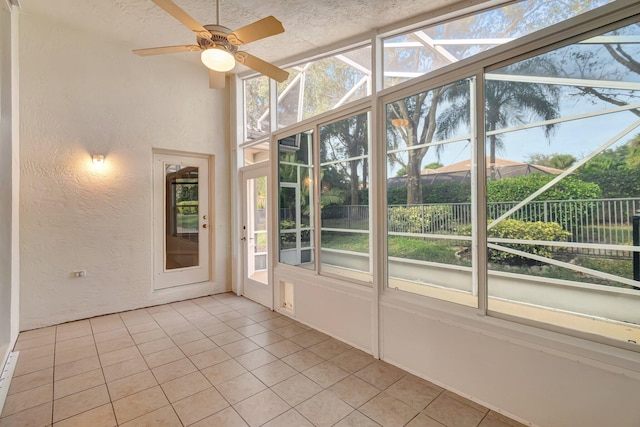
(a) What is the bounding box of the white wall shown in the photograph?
[19,11,231,329]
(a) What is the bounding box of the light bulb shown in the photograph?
[201,48,235,72]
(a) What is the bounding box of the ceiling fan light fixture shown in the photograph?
[201,47,235,72]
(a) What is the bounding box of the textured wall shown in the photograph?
[19,11,230,329]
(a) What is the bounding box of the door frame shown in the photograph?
[240,163,273,309]
[153,151,211,290]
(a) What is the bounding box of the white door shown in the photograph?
[241,165,272,308]
[153,153,209,289]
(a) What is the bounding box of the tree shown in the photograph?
[526,153,577,170]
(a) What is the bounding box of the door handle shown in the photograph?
[202,224,208,229]
[240,237,246,241]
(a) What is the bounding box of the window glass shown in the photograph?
[244,75,270,142]
[386,78,476,306]
[277,46,372,129]
[485,22,640,343]
[383,0,614,88]
[278,131,315,268]
[319,112,371,282]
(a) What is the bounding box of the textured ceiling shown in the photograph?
[21,0,475,75]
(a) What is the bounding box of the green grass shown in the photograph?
[177,214,198,230]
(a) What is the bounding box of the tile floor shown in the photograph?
[0,293,526,427]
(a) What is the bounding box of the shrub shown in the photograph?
[458,219,571,265]
[388,205,455,234]
[487,174,601,202]
[177,201,198,214]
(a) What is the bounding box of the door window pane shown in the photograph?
[165,165,199,270]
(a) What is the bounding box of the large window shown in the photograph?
[484,22,640,343]
[385,78,476,306]
[254,1,639,349]
[382,0,613,89]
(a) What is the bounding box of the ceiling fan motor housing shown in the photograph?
[199,25,238,55]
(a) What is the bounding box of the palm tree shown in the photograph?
[438,57,561,179]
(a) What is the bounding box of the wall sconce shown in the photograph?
[92,154,105,166]
[391,118,409,128]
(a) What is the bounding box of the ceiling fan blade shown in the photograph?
[133,45,200,56]
[227,16,284,46]
[151,0,211,38]
[235,52,289,83]
[209,70,225,89]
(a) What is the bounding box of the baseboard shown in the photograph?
[0,351,19,416]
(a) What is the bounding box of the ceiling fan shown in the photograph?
[133,0,289,89]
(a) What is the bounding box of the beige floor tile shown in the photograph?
[143,347,185,369]
[233,389,290,427]
[443,390,489,413]
[161,372,211,403]
[189,347,231,370]
[53,403,116,427]
[132,329,168,345]
[246,310,280,322]
[13,334,55,351]
[303,361,349,388]
[190,407,248,427]
[262,408,314,427]
[8,368,53,396]
[289,330,330,348]
[272,324,307,339]
[330,348,376,374]
[334,410,382,427]
[296,389,353,427]
[112,385,169,425]
[270,374,323,407]
[360,392,419,427]
[259,317,293,330]
[172,387,229,426]
[221,339,261,357]
[235,349,277,371]
[308,338,352,359]
[201,359,247,385]
[102,355,148,382]
[56,324,92,343]
[251,360,297,387]
[53,384,110,423]
[484,410,528,427]
[189,316,222,330]
[406,413,446,426]
[95,335,135,354]
[170,329,205,346]
[55,356,101,381]
[93,327,130,343]
[151,358,198,384]
[137,338,176,356]
[423,394,487,427]
[199,322,232,338]
[281,349,325,372]
[247,331,286,347]
[126,321,161,336]
[1,383,53,417]
[264,339,303,358]
[0,401,52,427]
[216,372,266,405]
[16,344,55,363]
[179,338,217,357]
[225,317,256,329]
[107,370,157,401]
[215,311,245,322]
[354,361,406,390]
[385,375,443,411]
[211,330,245,346]
[479,416,516,427]
[330,375,380,408]
[90,315,125,334]
[120,310,154,327]
[146,304,175,314]
[55,344,97,366]
[17,326,56,342]
[54,368,105,399]
[235,323,270,338]
[119,404,182,427]
[163,322,196,337]
[14,354,54,377]
[55,335,95,353]
[99,346,141,367]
